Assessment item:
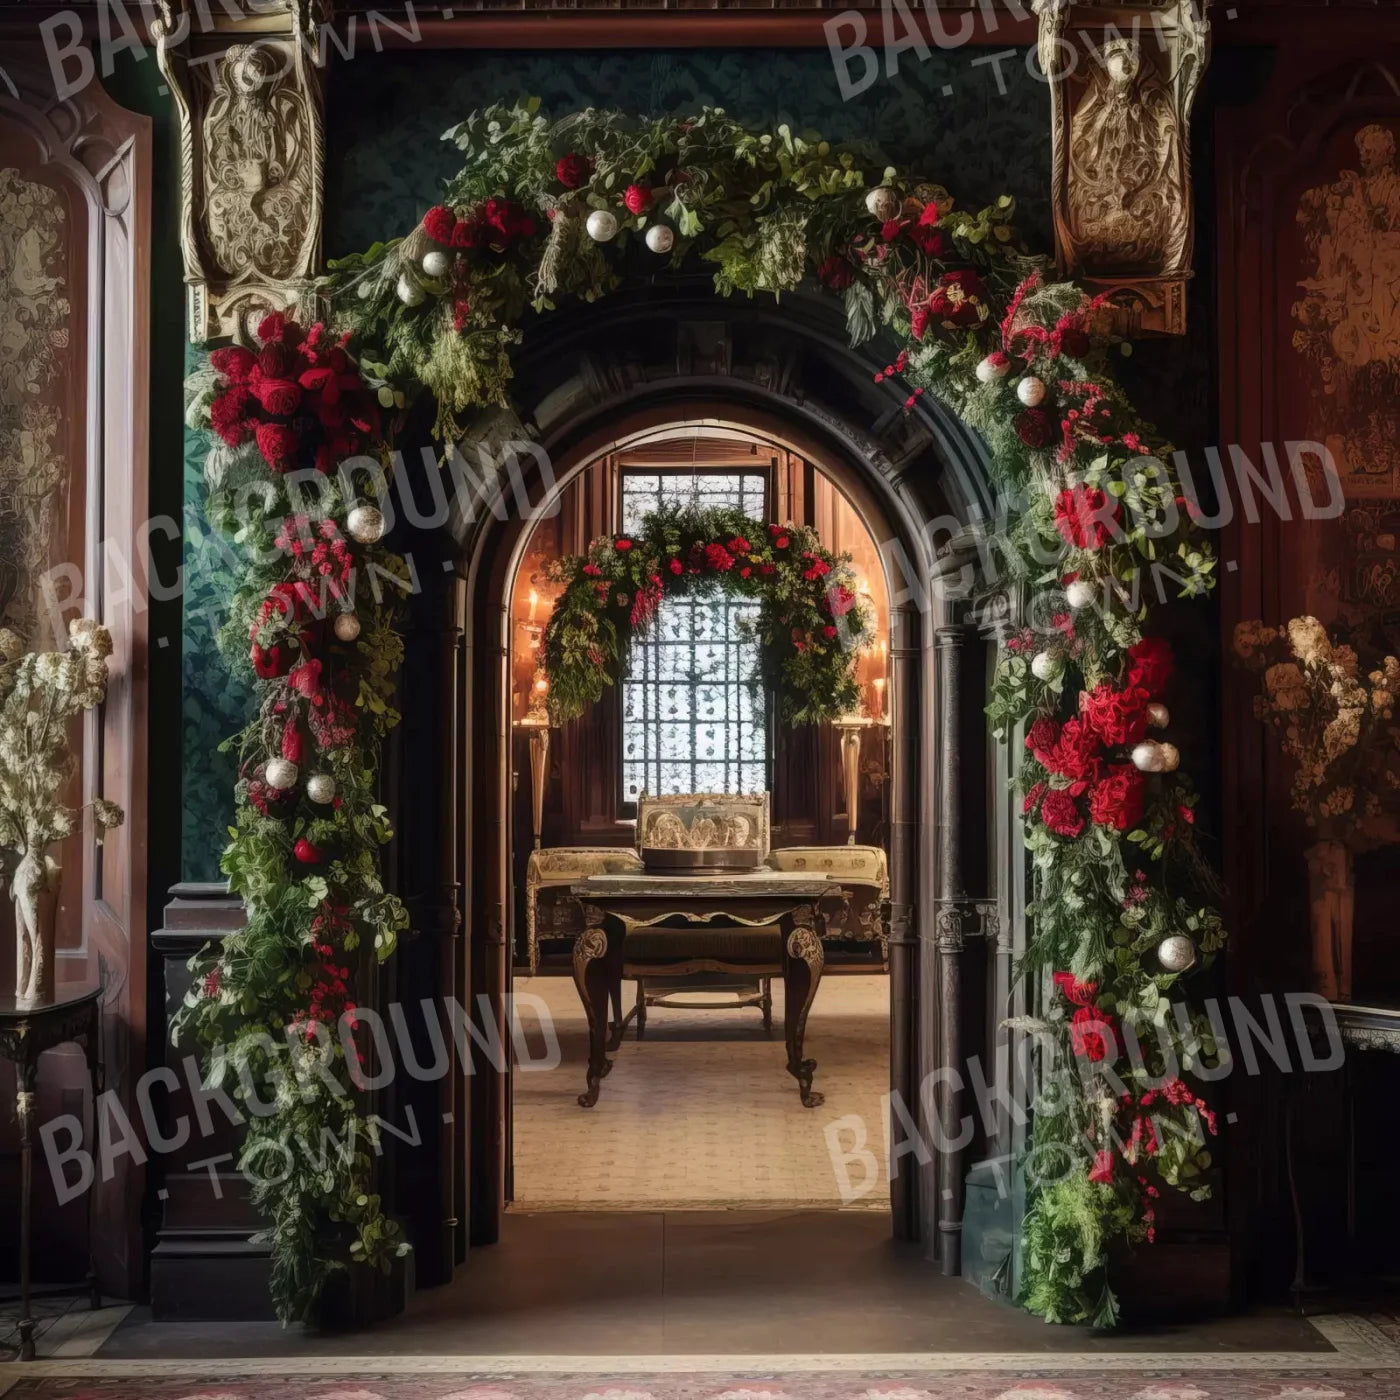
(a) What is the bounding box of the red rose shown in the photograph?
[905,205,945,256]
[555,154,591,189]
[1079,681,1151,748]
[1015,408,1055,449]
[1041,717,1101,786]
[258,344,292,378]
[209,389,250,446]
[288,658,323,699]
[1069,1006,1115,1062]
[1089,763,1146,832]
[293,838,323,865]
[615,538,633,551]
[1088,1149,1114,1184]
[1052,971,1098,1006]
[423,204,457,244]
[817,256,854,291]
[1039,789,1085,839]
[774,533,790,549]
[928,269,987,327]
[623,184,652,215]
[823,625,838,639]
[669,558,683,575]
[1126,636,1174,696]
[254,376,303,417]
[209,345,256,382]
[256,311,303,346]
[255,421,300,470]
[1053,485,1120,549]
[727,537,751,554]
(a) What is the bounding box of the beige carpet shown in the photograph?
[510,973,891,1211]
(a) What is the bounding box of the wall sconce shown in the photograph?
[516,671,551,850]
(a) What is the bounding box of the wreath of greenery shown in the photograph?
[543,503,873,725]
[181,99,1227,1329]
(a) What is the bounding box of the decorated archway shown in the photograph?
[178,100,1226,1330]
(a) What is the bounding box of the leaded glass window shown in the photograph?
[620,470,769,805]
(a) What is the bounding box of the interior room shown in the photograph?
[4,3,1400,1397]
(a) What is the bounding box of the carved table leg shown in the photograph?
[781,912,825,1108]
[17,1057,37,1360]
[574,911,625,1107]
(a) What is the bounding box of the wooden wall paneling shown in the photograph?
[1,52,151,1298]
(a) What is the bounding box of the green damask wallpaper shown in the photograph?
[182,45,1211,879]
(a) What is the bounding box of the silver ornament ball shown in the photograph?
[306,774,337,805]
[1158,741,1181,772]
[1147,702,1171,729]
[1065,580,1097,610]
[346,505,385,544]
[645,223,675,254]
[334,612,362,642]
[585,209,619,243]
[1016,376,1047,407]
[1157,934,1197,974]
[1131,741,1166,773]
[396,273,425,307]
[421,250,451,279]
[976,355,1010,384]
[1031,651,1063,683]
[865,186,900,222]
[264,758,299,791]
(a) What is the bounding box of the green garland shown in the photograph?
[543,503,873,725]
[187,99,1227,1327]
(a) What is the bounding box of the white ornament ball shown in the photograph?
[264,758,299,791]
[1158,741,1181,772]
[306,774,337,805]
[645,223,675,254]
[346,505,385,544]
[1157,935,1197,974]
[585,209,618,243]
[976,355,1010,384]
[396,273,425,307]
[1131,741,1166,773]
[421,250,451,278]
[865,186,900,222]
[1147,702,1171,729]
[1030,651,1063,683]
[334,612,362,643]
[1016,375,1047,407]
[1065,580,1097,610]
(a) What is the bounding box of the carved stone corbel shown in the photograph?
[1035,0,1210,335]
[153,0,327,342]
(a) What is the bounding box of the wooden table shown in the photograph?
[569,871,832,1110]
[0,986,102,1360]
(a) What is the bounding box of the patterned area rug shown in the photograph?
[3,1371,1399,1398]
[511,974,890,1210]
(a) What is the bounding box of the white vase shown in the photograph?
[13,852,60,1008]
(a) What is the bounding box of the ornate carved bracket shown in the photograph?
[153,0,327,342]
[1035,0,1210,335]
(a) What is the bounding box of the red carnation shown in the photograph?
[422,204,457,244]
[705,542,735,572]
[1069,1006,1115,1062]
[668,558,683,575]
[1039,788,1085,839]
[1041,716,1101,786]
[254,376,303,417]
[1079,681,1151,748]
[293,838,323,865]
[1089,763,1146,832]
[1088,1149,1115,1184]
[209,345,256,382]
[623,184,652,215]
[255,421,300,470]
[1052,971,1098,1006]
[1015,408,1056,449]
[1126,636,1174,696]
[817,256,855,291]
[555,153,591,189]
[1053,485,1120,549]
[209,389,250,446]
[615,538,633,551]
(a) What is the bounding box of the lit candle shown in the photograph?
[528,588,539,622]
[871,677,885,719]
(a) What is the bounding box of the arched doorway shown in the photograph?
[384,283,1022,1295]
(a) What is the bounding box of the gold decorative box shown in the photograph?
[636,792,770,875]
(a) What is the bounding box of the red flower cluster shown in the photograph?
[208,315,381,475]
[422,199,537,252]
[927,269,987,328]
[1052,971,1098,1006]
[1016,408,1056,449]
[555,154,592,189]
[1053,484,1119,549]
[704,542,735,572]
[1069,1005,1116,1062]
[1079,680,1151,748]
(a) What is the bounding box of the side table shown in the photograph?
[0,986,103,1360]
